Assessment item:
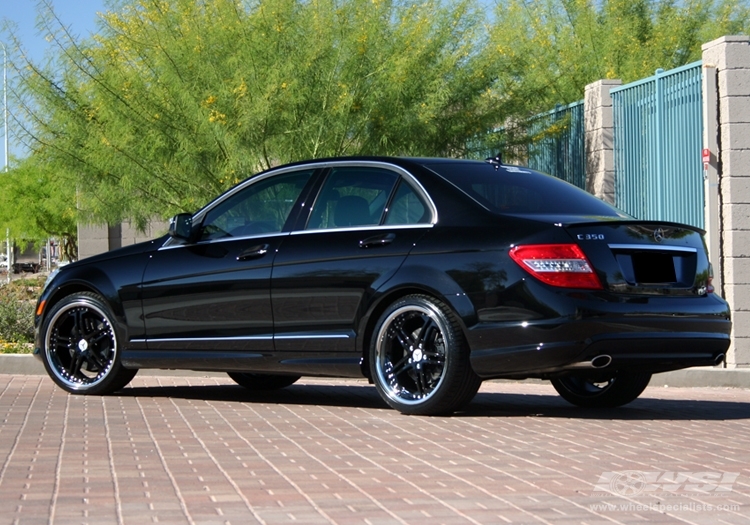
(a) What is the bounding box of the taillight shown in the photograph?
[509,244,603,290]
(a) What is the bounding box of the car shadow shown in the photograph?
[116,382,750,421]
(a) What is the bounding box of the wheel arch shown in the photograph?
[36,266,129,350]
[357,265,478,379]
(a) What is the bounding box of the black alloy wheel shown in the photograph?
[370,295,481,416]
[551,371,652,408]
[41,292,137,394]
[227,373,301,390]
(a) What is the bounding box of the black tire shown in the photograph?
[227,372,300,390]
[551,371,652,408]
[369,294,481,416]
[40,292,137,395]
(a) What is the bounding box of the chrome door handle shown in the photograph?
[237,244,270,260]
[359,233,396,249]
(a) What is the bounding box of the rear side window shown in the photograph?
[306,167,399,230]
[425,162,627,217]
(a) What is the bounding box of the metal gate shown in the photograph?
[611,62,704,228]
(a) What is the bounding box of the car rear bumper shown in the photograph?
[468,315,731,379]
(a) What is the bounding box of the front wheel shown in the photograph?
[370,295,481,416]
[40,292,137,395]
[551,371,652,408]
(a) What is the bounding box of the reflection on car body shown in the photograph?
[34,157,731,415]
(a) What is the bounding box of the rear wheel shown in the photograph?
[370,295,481,416]
[227,373,300,390]
[40,292,137,395]
[551,371,651,408]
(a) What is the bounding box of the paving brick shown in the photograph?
[0,375,748,524]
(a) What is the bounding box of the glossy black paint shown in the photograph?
[35,157,731,383]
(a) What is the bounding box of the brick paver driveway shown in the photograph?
[0,374,748,524]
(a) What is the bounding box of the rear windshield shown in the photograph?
[424,161,627,217]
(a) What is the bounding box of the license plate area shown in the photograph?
[610,245,697,287]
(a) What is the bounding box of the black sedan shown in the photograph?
[34,157,731,415]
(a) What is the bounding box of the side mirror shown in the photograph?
[168,213,194,241]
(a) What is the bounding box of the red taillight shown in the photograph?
[509,244,603,290]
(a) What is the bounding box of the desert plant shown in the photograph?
[0,277,44,352]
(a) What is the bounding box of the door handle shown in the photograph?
[237,244,270,260]
[359,233,396,249]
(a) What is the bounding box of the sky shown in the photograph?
[0,0,107,166]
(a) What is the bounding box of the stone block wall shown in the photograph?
[703,36,750,367]
[584,79,621,204]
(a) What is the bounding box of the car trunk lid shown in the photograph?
[513,214,710,296]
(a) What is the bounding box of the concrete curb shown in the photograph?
[1,354,748,388]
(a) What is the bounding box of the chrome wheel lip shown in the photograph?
[44,300,117,391]
[374,303,448,406]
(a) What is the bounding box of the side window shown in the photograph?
[384,180,430,225]
[306,167,399,230]
[200,170,314,241]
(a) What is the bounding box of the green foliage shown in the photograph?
[489,0,750,112]
[0,159,78,259]
[7,0,506,225]
[2,0,749,229]
[0,277,43,349]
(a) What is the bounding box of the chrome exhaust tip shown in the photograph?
[591,354,612,369]
[563,354,612,370]
[714,353,726,366]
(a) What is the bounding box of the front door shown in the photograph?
[138,169,317,370]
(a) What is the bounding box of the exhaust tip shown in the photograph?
[714,353,726,366]
[591,354,612,369]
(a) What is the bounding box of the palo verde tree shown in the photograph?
[8,0,506,226]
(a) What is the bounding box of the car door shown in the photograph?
[270,162,435,371]
[138,168,317,366]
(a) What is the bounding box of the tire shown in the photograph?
[227,372,300,390]
[370,294,481,416]
[551,371,652,408]
[40,292,138,395]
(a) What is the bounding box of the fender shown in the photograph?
[356,263,478,375]
[37,241,158,347]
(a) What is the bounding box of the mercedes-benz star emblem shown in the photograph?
[653,228,665,242]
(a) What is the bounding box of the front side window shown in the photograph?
[200,170,314,241]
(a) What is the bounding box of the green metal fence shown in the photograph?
[526,101,586,190]
[611,61,704,228]
[467,101,586,189]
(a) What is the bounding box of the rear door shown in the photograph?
[270,163,434,364]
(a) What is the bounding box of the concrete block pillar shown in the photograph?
[77,224,110,260]
[702,35,750,367]
[120,220,169,247]
[77,220,168,260]
[584,79,622,204]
